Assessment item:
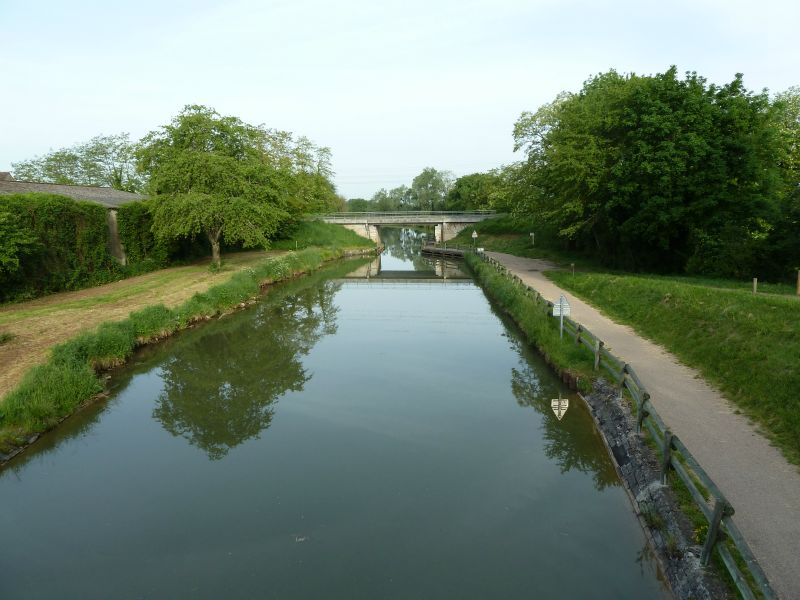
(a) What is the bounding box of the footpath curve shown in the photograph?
[486,252,800,599]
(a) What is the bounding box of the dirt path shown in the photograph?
[0,251,279,400]
[487,251,800,599]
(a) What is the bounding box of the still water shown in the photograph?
[0,228,668,599]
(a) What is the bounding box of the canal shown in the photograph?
[0,228,668,599]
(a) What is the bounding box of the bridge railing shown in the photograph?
[476,251,776,600]
[317,210,497,220]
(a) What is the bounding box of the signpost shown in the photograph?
[552,294,570,339]
[471,230,478,249]
[530,232,535,246]
[551,394,569,421]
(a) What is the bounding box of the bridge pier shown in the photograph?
[435,222,468,242]
[343,223,382,245]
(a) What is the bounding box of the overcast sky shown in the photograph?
[1,0,798,199]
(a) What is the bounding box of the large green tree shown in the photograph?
[513,68,784,273]
[136,105,290,266]
[410,167,454,211]
[12,133,144,192]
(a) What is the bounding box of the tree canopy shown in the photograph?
[136,105,339,265]
[511,68,790,274]
[12,133,144,192]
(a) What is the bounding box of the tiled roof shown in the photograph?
[0,180,146,208]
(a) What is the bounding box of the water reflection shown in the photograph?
[380,227,431,269]
[153,279,342,460]
[507,336,619,491]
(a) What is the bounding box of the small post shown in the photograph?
[530,232,535,246]
[560,311,564,339]
[753,277,758,294]
[575,324,582,346]
[571,263,575,276]
[594,340,603,371]
[636,392,650,433]
[660,429,673,484]
[701,499,729,566]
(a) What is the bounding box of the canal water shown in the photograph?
[0,228,668,599]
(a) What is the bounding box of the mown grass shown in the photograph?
[548,270,800,464]
[465,253,595,390]
[272,221,374,251]
[0,245,373,454]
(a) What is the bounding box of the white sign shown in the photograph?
[551,397,569,421]
[552,294,570,316]
[472,230,478,239]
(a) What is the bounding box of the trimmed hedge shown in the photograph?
[0,193,122,301]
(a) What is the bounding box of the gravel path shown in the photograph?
[487,251,800,599]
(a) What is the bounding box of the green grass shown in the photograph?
[272,221,374,250]
[0,332,14,345]
[449,216,597,269]
[548,270,800,464]
[0,246,373,454]
[465,253,595,390]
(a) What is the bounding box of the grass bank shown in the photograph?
[465,253,595,389]
[548,270,800,464]
[0,245,374,457]
[272,221,374,251]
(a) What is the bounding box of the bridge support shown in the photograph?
[435,222,468,243]
[343,223,382,245]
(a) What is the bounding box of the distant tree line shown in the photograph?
[345,166,512,213]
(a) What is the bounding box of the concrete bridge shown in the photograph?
[318,211,497,243]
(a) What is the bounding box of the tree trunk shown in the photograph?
[208,230,222,267]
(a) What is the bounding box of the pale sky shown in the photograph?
[1,0,798,199]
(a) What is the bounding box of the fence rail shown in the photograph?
[476,251,776,600]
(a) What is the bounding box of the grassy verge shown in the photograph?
[272,221,374,251]
[0,246,373,455]
[547,270,800,464]
[465,253,595,390]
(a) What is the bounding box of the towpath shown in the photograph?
[486,251,800,599]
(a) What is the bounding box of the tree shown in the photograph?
[410,167,454,211]
[445,171,505,211]
[512,68,783,273]
[12,133,144,192]
[136,105,289,266]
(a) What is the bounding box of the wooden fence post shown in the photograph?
[660,429,673,484]
[701,498,730,566]
[575,324,582,346]
[636,392,650,433]
[594,340,603,371]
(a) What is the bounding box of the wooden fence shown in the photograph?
[477,252,776,600]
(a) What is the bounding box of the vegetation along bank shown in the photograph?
[0,243,375,464]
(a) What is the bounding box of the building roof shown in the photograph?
[0,178,146,208]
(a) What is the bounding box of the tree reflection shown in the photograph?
[153,280,340,460]
[508,338,619,491]
[380,227,433,269]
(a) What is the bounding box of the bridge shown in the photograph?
[318,211,497,243]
